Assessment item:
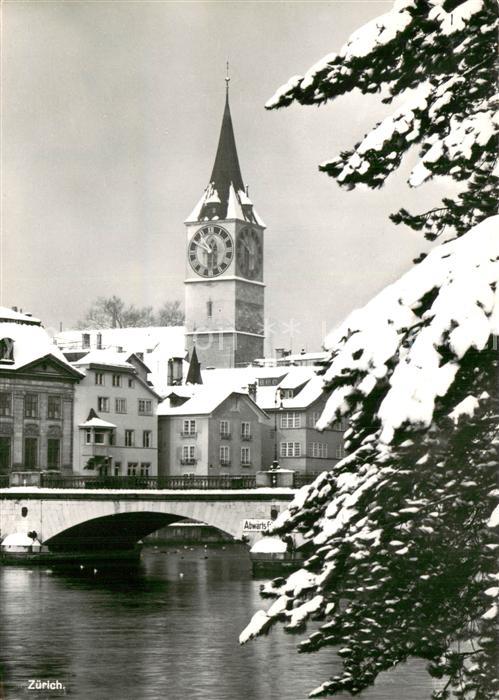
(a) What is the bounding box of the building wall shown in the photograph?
[208,398,268,474]
[0,374,75,475]
[73,367,158,476]
[158,414,209,477]
[262,397,346,474]
[158,396,270,476]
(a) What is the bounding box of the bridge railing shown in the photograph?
[14,472,323,491]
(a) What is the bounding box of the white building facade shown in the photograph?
[71,350,159,477]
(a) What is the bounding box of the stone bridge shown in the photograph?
[0,488,296,551]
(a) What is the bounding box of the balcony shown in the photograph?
[219,460,231,467]
[180,458,197,465]
[180,431,197,438]
[241,434,252,441]
[241,462,252,468]
[220,433,232,440]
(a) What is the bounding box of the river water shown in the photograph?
[0,545,436,700]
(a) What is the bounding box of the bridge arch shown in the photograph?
[0,491,294,552]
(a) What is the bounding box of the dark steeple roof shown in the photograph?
[199,91,244,221]
[210,93,245,200]
[185,345,203,385]
[186,77,265,227]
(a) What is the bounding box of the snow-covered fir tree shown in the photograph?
[241,1,498,698]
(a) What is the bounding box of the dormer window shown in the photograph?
[0,337,14,364]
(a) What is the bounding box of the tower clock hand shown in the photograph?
[193,239,211,253]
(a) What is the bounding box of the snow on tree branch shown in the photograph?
[242,216,499,697]
[266,0,498,240]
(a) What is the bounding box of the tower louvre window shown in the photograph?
[207,301,213,318]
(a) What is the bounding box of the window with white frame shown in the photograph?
[114,461,121,476]
[112,374,122,387]
[182,419,196,436]
[280,412,301,428]
[138,399,153,415]
[125,430,135,447]
[241,446,251,466]
[128,378,135,388]
[220,420,230,438]
[311,442,328,458]
[220,445,230,465]
[94,430,105,445]
[127,462,138,476]
[95,372,105,386]
[142,430,152,448]
[115,398,127,414]
[280,442,302,457]
[182,445,196,464]
[140,462,150,476]
[335,444,345,459]
[97,396,110,413]
[241,421,251,440]
[85,429,92,445]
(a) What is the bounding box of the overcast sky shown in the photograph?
[2,0,454,353]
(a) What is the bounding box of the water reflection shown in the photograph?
[0,546,435,699]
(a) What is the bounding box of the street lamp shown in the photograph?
[271,388,284,474]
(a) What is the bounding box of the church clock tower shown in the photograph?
[184,74,265,368]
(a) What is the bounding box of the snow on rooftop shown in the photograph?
[250,536,288,554]
[158,386,261,417]
[78,416,117,429]
[73,349,136,370]
[0,311,81,374]
[0,306,41,324]
[1,532,42,548]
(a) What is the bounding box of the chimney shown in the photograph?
[247,382,257,402]
[168,357,183,386]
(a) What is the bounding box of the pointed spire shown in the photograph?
[186,67,264,226]
[186,345,203,385]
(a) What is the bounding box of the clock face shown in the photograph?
[236,227,263,280]
[188,225,234,278]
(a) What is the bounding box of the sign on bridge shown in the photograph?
[242,519,274,532]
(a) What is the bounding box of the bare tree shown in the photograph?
[77,296,155,329]
[155,300,184,326]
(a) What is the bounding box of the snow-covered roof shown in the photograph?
[54,326,185,393]
[0,308,82,376]
[250,536,288,554]
[55,326,185,356]
[0,307,41,324]
[79,416,117,429]
[73,349,136,370]
[200,366,325,411]
[1,532,42,548]
[158,386,268,419]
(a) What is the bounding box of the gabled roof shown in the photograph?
[199,365,326,411]
[0,308,83,377]
[158,386,268,420]
[79,409,117,429]
[73,349,136,371]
